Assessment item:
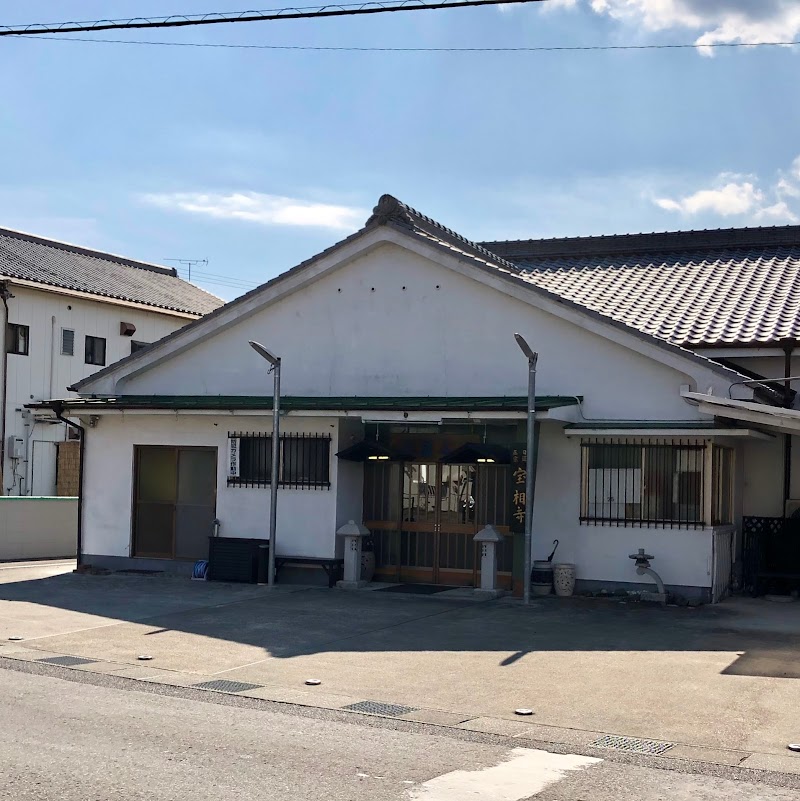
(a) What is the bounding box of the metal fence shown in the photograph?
[742,516,800,595]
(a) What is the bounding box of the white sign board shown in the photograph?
[228,437,240,478]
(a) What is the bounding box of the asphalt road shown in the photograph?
[1,660,799,801]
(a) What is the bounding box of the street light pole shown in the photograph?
[249,341,281,588]
[514,334,538,606]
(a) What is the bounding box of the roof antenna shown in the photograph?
[164,258,207,282]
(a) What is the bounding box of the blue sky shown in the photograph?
[1,0,799,299]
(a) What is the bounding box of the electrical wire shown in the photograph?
[0,0,548,36]
[173,267,260,291]
[16,33,800,52]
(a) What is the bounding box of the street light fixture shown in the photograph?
[249,340,281,588]
[514,333,538,606]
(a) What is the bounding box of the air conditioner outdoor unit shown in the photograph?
[785,499,800,519]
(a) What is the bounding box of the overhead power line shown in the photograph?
[19,34,800,52]
[0,0,547,36]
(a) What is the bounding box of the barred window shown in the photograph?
[581,439,706,528]
[227,432,331,489]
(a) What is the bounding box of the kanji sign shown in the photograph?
[510,444,527,533]
[508,425,540,534]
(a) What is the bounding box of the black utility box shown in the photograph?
[208,537,269,583]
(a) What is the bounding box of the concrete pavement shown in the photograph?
[2,561,800,776]
[3,662,799,800]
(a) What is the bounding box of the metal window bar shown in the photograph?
[227,432,331,489]
[580,438,706,529]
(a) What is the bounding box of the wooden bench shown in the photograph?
[274,556,344,588]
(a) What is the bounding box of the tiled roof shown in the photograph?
[0,226,223,316]
[482,228,800,347]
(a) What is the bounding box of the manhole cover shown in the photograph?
[192,680,262,694]
[591,735,675,756]
[37,656,98,667]
[343,700,417,717]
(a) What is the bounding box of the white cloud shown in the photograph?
[655,181,763,216]
[552,1,800,55]
[654,156,800,224]
[754,201,799,224]
[140,191,365,232]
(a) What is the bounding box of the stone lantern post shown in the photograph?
[473,524,506,598]
[336,519,370,589]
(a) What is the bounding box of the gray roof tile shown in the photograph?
[0,227,223,316]
[482,231,800,347]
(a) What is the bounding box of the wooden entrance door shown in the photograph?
[367,460,514,587]
[367,462,479,585]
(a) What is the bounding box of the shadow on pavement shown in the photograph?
[0,570,798,678]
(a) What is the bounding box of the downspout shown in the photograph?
[782,339,796,510]
[0,282,13,496]
[52,402,85,568]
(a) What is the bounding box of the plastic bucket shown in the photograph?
[553,563,576,597]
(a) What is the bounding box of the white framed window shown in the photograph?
[61,328,75,356]
[84,334,106,366]
[6,322,29,356]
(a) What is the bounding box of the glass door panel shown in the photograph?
[175,449,217,560]
[399,462,438,583]
[133,446,178,557]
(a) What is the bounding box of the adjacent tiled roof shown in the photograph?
[482,227,800,347]
[0,226,223,316]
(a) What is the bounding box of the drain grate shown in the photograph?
[591,735,675,756]
[192,680,263,694]
[343,700,417,717]
[37,656,98,667]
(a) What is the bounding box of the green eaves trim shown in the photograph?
[33,395,580,412]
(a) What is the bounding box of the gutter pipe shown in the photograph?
[782,340,796,507]
[52,401,85,568]
[0,282,13,495]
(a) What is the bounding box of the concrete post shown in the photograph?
[474,524,506,599]
[336,520,370,589]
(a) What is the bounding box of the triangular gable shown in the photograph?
[73,195,750,397]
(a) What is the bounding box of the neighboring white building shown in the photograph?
[1,227,223,495]
[40,196,800,601]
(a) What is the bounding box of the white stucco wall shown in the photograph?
[112,241,733,422]
[2,284,193,495]
[81,410,721,589]
[0,496,77,560]
[81,413,341,560]
[533,423,715,589]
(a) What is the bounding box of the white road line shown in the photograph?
[407,747,602,800]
